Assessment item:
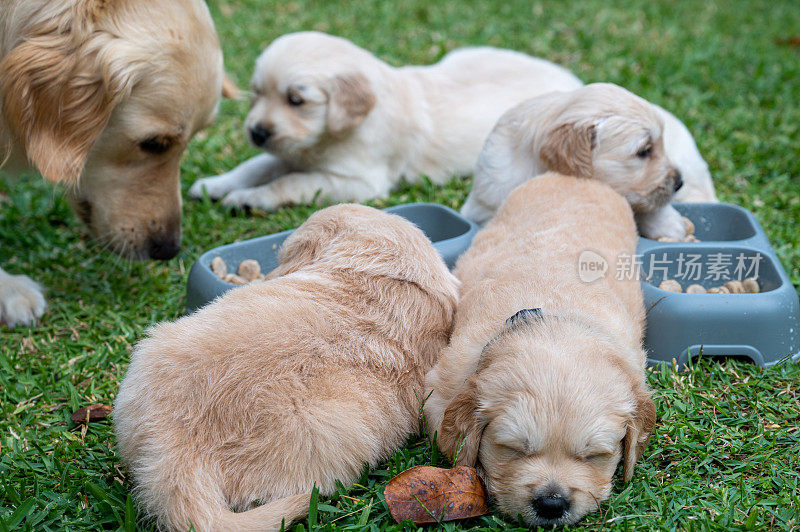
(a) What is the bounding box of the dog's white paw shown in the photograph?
[189,175,235,200]
[637,205,687,240]
[0,273,47,328]
[221,188,280,211]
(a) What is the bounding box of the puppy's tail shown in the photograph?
[211,494,313,532]
[149,465,311,531]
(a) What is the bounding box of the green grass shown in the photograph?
[2,0,799,529]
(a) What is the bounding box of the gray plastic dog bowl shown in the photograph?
[186,201,799,369]
[638,203,800,368]
[185,203,478,312]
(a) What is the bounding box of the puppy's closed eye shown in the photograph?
[636,144,652,159]
[579,450,615,463]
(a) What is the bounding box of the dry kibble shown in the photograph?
[686,284,707,294]
[223,273,248,285]
[210,256,227,278]
[743,277,760,293]
[682,216,695,236]
[685,235,699,242]
[716,285,731,294]
[725,280,745,294]
[659,279,683,293]
[237,259,262,282]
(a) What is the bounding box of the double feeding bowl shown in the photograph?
[186,202,800,369]
[638,203,799,368]
[186,203,478,312]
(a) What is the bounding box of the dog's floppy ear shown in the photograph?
[326,73,376,135]
[622,385,656,481]
[439,376,486,467]
[0,16,139,184]
[540,121,596,179]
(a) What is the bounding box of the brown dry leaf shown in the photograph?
[384,465,488,524]
[71,404,113,425]
[775,36,800,47]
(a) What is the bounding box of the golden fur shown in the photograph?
[0,0,225,327]
[424,173,655,527]
[114,204,459,531]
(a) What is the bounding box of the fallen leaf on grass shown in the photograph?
[775,36,800,47]
[71,404,112,425]
[384,465,488,524]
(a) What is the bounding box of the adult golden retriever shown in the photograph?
[0,0,225,327]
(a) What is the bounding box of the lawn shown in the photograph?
[1,0,799,530]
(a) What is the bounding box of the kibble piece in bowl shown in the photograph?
[210,256,227,278]
[742,277,760,293]
[686,284,706,294]
[725,280,745,294]
[237,259,263,282]
[659,279,683,293]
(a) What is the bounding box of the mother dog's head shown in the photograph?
[0,0,224,260]
[438,311,655,527]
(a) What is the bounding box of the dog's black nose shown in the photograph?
[249,125,272,147]
[532,492,570,520]
[147,233,180,261]
[673,173,684,192]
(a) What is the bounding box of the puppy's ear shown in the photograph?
[0,23,138,183]
[439,377,486,467]
[622,385,656,481]
[326,73,376,135]
[540,122,596,179]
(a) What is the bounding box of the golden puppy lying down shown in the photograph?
[424,173,655,527]
[114,205,458,531]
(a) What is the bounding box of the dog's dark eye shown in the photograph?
[637,145,652,159]
[139,137,172,155]
[287,91,305,106]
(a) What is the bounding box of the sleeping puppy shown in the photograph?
[114,204,459,531]
[188,31,583,209]
[0,0,225,327]
[461,83,716,239]
[424,173,655,527]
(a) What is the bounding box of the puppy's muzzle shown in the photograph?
[532,487,571,521]
[249,124,273,148]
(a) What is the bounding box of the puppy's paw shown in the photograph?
[221,188,280,212]
[0,273,47,328]
[189,175,237,200]
[637,205,687,240]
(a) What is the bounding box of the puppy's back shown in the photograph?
[455,172,643,346]
[114,205,458,531]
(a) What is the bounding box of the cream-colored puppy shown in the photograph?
[0,0,225,327]
[461,83,716,239]
[114,204,459,531]
[188,31,583,209]
[425,173,655,527]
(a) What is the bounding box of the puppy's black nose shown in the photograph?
[147,233,180,261]
[673,173,684,192]
[249,125,272,147]
[533,492,570,520]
